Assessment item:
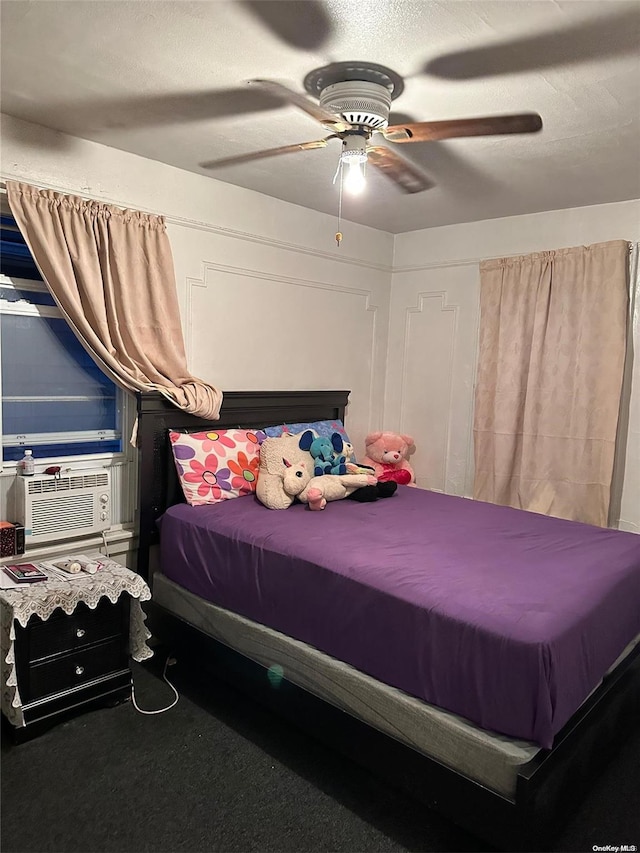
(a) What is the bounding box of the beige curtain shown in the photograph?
[473,240,629,527]
[6,181,222,421]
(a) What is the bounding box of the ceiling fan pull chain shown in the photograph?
[335,160,344,248]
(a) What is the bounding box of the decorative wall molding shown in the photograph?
[190,260,380,304]
[185,262,379,366]
[166,216,392,273]
[394,258,481,274]
[400,290,459,492]
[185,260,379,430]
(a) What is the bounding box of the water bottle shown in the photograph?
[19,449,35,476]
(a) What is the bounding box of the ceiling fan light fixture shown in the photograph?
[343,158,367,195]
[340,135,368,195]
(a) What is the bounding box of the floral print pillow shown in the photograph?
[169,428,265,506]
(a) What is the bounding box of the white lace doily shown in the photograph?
[1,560,152,728]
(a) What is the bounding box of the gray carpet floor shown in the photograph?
[2,657,639,853]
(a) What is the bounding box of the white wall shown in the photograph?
[388,200,640,532]
[0,114,394,524]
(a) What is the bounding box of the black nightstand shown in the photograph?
[1,560,152,742]
[12,596,131,738]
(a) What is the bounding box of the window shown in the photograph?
[0,213,123,463]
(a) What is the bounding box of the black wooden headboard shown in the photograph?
[135,390,350,579]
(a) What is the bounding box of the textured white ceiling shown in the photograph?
[1,0,639,233]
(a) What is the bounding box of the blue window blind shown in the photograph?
[0,214,42,280]
[0,214,122,461]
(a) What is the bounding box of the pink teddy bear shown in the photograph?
[361,431,416,487]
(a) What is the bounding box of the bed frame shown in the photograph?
[135,389,640,851]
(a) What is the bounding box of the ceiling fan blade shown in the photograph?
[388,111,418,128]
[382,113,542,143]
[249,80,353,132]
[422,6,640,80]
[366,146,434,194]
[200,137,337,169]
[239,1,332,50]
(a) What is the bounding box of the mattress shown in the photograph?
[158,487,640,748]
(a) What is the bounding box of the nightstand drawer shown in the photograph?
[24,597,127,661]
[24,638,128,703]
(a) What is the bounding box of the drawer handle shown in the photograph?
[75,665,85,676]
[76,628,86,639]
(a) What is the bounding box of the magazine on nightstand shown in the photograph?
[2,563,48,584]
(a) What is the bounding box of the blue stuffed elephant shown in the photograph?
[299,430,347,477]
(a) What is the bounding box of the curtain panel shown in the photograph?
[6,181,222,422]
[473,240,629,527]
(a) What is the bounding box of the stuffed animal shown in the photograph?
[361,431,416,487]
[311,435,393,491]
[338,439,377,477]
[256,432,400,510]
[256,433,315,510]
[282,461,377,510]
[257,433,371,510]
[299,430,347,477]
[342,441,356,462]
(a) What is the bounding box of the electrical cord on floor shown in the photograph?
[131,653,180,715]
[101,530,110,558]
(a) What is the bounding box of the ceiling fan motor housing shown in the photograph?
[319,81,392,129]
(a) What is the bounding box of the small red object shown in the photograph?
[44,466,61,476]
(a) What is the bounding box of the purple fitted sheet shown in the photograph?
[158,487,640,748]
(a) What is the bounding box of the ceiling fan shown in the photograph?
[199,62,543,196]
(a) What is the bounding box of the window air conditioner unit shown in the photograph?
[15,470,111,544]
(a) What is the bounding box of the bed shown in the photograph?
[135,389,640,851]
